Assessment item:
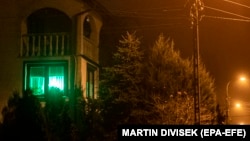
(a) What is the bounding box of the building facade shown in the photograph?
[0,0,103,118]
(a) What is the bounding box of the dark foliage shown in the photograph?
[0,87,106,141]
[44,87,73,141]
[216,104,226,125]
[0,89,46,141]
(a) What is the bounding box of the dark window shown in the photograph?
[84,16,91,38]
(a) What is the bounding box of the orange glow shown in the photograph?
[239,122,244,125]
[235,103,241,108]
[240,77,246,81]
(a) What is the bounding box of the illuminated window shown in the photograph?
[29,67,45,95]
[48,66,64,91]
[25,61,67,99]
[86,64,96,98]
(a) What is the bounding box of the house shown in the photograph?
[0,0,105,119]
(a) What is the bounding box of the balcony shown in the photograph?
[81,37,98,62]
[20,33,70,57]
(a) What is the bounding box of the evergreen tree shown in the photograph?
[99,31,146,140]
[144,34,192,96]
[198,60,217,124]
[104,31,144,97]
[144,33,217,124]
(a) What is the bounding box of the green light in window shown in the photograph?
[48,66,64,91]
[29,67,45,95]
[49,76,64,90]
[30,76,45,95]
[27,65,66,96]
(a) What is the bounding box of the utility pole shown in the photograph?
[190,0,204,125]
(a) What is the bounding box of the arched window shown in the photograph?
[83,16,91,38]
[27,8,71,33]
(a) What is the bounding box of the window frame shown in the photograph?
[24,60,68,100]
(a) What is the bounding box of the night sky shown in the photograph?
[97,0,250,123]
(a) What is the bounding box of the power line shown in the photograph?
[204,5,250,20]
[99,9,189,20]
[222,0,250,9]
[110,14,188,20]
[102,22,189,32]
[101,3,250,22]
[104,6,184,14]
[204,15,250,22]
[101,1,250,23]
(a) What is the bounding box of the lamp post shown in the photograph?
[226,77,246,124]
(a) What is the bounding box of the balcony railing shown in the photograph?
[20,33,70,57]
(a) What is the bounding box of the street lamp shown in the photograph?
[226,76,246,124]
[235,103,241,109]
[232,101,250,124]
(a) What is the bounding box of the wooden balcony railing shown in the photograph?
[20,33,70,57]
